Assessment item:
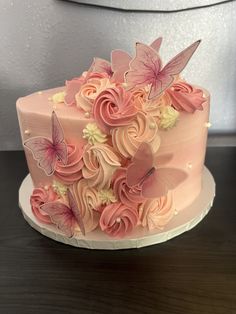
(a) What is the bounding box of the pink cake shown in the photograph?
[17,37,210,239]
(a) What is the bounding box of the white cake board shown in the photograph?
[19,167,215,250]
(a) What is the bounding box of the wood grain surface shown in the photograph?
[0,148,235,314]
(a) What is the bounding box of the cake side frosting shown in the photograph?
[16,37,210,239]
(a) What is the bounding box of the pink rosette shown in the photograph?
[82,143,121,189]
[139,192,174,230]
[30,186,58,224]
[76,78,114,113]
[93,86,137,133]
[111,111,160,158]
[112,168,145,208]
[64,77,85,106]
[166,81,205,113]
[72,179,101,232]
[99,202,139,238]
[54,144,84,185]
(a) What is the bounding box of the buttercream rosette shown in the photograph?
[166,81,205,113]
[54,144,84,185]
[82,143,121,189]
[93,86,137,133]
[30,186,59,224]
[139,192,174,230]
[99,202,139,238]
[111,111,160,158]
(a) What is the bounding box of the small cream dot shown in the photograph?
[149,122,156,129]
[53,105,57,110]
[187,163,193,169]
[44,185,49,190]
[174,209,178,215]
[24,129,30,135]
[205,122,212,128]
[116,217,121,223]
[37,91,42,95]
[84,112,90,118]
[48,97,52,101]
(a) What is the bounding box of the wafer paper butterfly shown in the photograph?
[91,37,163,83]
[24,111,68,176]
[41,189,85,237]
[126,142,187,198]
[125,40,201,99]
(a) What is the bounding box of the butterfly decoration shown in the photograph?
[91,37,163,83]
[24,111,68,176]
[41,189,85,237]
[125,40,201,100]
[126,142,187,198]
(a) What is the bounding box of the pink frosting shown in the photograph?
[64,77,85,106]
[112,168,145,208]
[30,186,59,224]
[99,202,139,238]
[72,179,101,232]
[139,192,174,230]
[93,87,137,133]
[166,81,205,113]
[54,144,84,185]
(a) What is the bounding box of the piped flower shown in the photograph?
[83,123,107,145]
[98,189,117,205]
[52,180,67,197]
[159,106,179,130]
[52,91,66,104]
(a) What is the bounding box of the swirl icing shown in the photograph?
[139,192,174,230]
[166,81,205,113]
[99,202,139,238]
[54,144,84,185]
[112,111,160,158]
[93,87,137,133]
[76,77,114,112]
[30,186,58,224]
[112,168,145,208]
[72,179,101,232]
[82,144,121,189]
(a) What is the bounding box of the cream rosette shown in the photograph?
[76,78,114,112]
[82,143,121,189]
[139,192,174,230]
[132,87,171,118]
[111,111,161,158]
[72,179,101,233]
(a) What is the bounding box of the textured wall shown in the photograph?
[0,0,236,150]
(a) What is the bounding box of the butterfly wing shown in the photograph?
[125,43,162,91]
[52,111,67,165]
[111,49,132,83]
[92,57,112,76]
[126,142,154,188]
[64,78,83,106]
[24,137,57,176]
[41,201,76,237]
[154,154,173,167]
[67,189,85,236]
[150,37,163,52]
[142,168,188,198]
[148,40,201,99]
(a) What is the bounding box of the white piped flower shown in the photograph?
[159,106,179,130]
[52,91,66,104]
[98,189,117,205]
[52,180,67,197]
[83,123,107,145]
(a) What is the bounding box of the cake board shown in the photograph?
[18,166,215,250]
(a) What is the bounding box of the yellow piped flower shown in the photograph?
[52,180,67,197]
[83,123,107,145]
[52,91,66,104]
[159,106,179,130]
[98,189,117,205]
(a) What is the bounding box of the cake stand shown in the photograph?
[18,167,215,250]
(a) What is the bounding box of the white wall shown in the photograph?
[0,0,236,150]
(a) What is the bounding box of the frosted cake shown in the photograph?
[17,37,210,239]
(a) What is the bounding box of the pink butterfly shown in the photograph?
[41,189,85,237]
[92,37,163,83]
[126,142,187,198]
[24,111,68,176]
[125,40,201,99]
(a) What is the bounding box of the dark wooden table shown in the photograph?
[0,148,235,314]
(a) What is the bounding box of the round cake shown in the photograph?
[16,37,214,247]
